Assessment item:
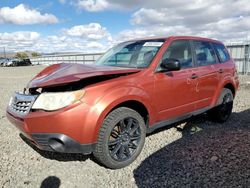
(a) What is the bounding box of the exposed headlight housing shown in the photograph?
[32,89,85,111]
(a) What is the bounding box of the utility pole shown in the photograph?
[3,47,6,59]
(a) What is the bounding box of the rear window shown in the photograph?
[213,43,230,63]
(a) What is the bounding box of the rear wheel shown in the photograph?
[93,107,146,169]
[208,88,234,123]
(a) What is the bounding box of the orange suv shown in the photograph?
[7,36,239,169]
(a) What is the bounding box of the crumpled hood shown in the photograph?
[27,63,141,88]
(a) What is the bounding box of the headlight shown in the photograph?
[32,89,85,111]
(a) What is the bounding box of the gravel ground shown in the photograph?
[0,66,250,188]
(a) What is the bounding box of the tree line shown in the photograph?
[14,52,40,59]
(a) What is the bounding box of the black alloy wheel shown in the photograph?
[108,117,141,162]
[93,107,146,169]
[208,88,233,123]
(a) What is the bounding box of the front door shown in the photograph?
[154,40,197,122]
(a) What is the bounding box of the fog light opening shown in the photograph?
[48,138,65,152]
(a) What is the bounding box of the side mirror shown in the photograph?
[160,58,181,72]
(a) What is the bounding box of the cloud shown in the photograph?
[75,0,139,12]
[86,41,105,48]
[122,0,250,42]
[63,23,111,40]
[0,31,40,41]
[76,0,109,12]
[32,35,107,53]
[75,0,250,14]
[117,26,191,42]
[0,23,112,53]
[130,8,182,26]
[32,35,109,53]
[0,31,40,51]
[0,31,109,53]
[130,1,250,27]
[0,4,58,25]
[1,0,250,53]
[70,0,250,42]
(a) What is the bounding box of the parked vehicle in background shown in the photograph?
[0,58,32,67]
[6,36,239,169]
[0,58,5,66]
[7,58,19,66]
[1,58,12,67]
[12,59,32,66]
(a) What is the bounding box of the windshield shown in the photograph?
[96,39,165,68]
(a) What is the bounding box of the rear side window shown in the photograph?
[213,43,230,63]
[193,41,217,66]
[162,40,193,69]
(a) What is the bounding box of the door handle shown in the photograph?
[219,69,224,73]
[191,74,198,79]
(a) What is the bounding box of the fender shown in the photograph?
[83,86,156,143]
[211,74,237,106]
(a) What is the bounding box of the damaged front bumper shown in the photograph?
[20,133,95,154]
[6,92,97,154]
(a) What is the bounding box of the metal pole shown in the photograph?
[244,44,249,75]
[4,47,6,59]
[243,45,246,75]
[247,44,250,75]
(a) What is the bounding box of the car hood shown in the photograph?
[27,63,141,88]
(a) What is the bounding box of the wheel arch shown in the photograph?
[212,78,237,106]
[96,97,153,130]
[223,83,236,97]
[108,100,149,126]
[85,87,156,143]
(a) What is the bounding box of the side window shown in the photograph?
[213,43,230,63]
[193,41,217,66]
[162,40,193,69]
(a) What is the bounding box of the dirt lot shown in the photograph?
[0,66,250,188]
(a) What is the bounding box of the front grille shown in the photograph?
[8,92,37,117]
[11,101,31,114]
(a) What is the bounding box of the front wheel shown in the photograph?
[208,88,234,123]
[93,107,146,169]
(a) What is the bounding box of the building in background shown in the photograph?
[226,42,250,75]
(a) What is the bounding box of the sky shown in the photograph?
[0,0,250,53]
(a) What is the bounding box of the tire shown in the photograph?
[208,88,234,123]
[93,107,146,169]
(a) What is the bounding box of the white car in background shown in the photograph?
[0,59,12,66]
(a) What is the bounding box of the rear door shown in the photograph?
[192,40,220,110]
